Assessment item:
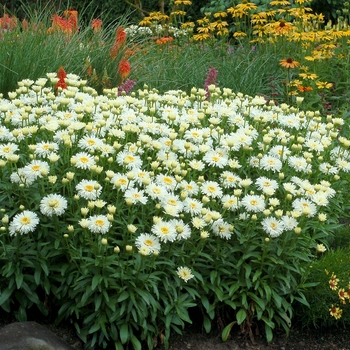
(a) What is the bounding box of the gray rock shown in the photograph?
[0,322,75,350]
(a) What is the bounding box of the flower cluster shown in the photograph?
[0,74,349,267]
[328,272,350,319]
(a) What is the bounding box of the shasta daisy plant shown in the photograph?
[0,73,350,348]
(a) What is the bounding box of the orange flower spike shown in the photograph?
[156,36,174,44]
[55,80,67,91]
[92,18,102,32]
[118,59,131,81]
[21,19,29,31]
[64,9,78,30]
[115,26,126,44]
[279,58,300,69]
[57,66,67,81]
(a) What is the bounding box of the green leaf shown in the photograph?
[119,323,129,344]
[17,305,27,322]
[265,323,273,343]
[228,283,240,297]
[131,335,142,350]
[236,308,247,325]
[117,290,129,303]
[252,270,262,283]
[88,323,101,334]
[222,321,236,341]
[95,294,102,311]
[263,284,272,302]
[244,264,252,280]
[261,316,274,328]
[224,300,237,310]
[0,287,14,306]
[175,306,192,324]
[210,270,217,285]
[15,272,24,289]
[34,269,41,285]
[241,292,248,308]
[271,291,282,308]
[203,315,212,333]
[91,275,101,291]
[247,292,266,311]
[201,295,210,312]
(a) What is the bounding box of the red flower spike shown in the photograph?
[118,59,131,81]
[57,66,67,81]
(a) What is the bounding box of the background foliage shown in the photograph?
[2,0,345,25]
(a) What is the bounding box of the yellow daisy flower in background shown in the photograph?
[279,58,300,69]
[299,72,318,80]
[316,81,333,89]
[269,0,290,5]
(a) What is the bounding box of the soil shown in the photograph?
[1,311,350,350]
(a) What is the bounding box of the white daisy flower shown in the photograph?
[161,193,183,213]
[0,126,13,141]
[261,217,285,238]
[22,160,50,179]
[34,141,59,158]
[211,219,232,239]
[289,156,312,173]
[10,168,36,186]
[116,151,143,169]
[0,142,19,159]
[203,149,228,168]
[292,198,317,217]
[282,182,297,195]
[180,180,199,196]
[201,181,223,198]
[260,155,282,172]
[311,192,329,206]
[255,176,279,192]
[133,169,151,186]
[188,159,205,171]
[336,158,350,172]
[221,195,239,210]
[169,219,191,240]
[124,188,148,204]
[112,173,131,191]
[268,145,291,160]
[87,215,111,234]
[304,138,324,153]
[151,220,177,242]
[9,210,40,235]
[145,182,168,200]
[78,135,104,151]
[71,152,96,170]
[155,174,178,191]
[40,194,68,217]
[184,128,204,143]
[281,215,298,230]
[176,266,194,283]
[191,216,206,229]
[241,194,265,213]
[76,179,102,200]
[319,162,338,175]
[220,171,241,188]
[135,233,161,254]
[183,197,203,215]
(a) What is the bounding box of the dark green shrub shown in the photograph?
[311,0,348,23]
